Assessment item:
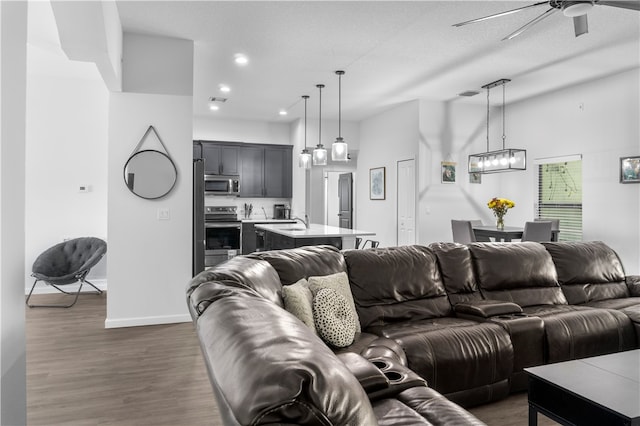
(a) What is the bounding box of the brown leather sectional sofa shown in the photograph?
[186,241,640,425]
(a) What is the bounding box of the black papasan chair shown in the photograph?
[26,237,107,308]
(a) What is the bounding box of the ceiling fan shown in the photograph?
[453,0,640,41]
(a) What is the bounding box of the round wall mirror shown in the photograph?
[124,149,177,199]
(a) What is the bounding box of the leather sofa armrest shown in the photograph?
[454,299,523,318]
[337,352,389,394]
[626,275,640,297]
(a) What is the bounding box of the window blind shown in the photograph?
[536,159,582,242]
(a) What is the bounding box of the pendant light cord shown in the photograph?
[318,85,323,146]
[502,83,506,150]
[303,95,308,150]
[338,73,342,138]
[486,87,490,152]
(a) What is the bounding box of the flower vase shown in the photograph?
[496,216,504,231]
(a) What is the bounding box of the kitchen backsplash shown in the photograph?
[205,196,291,220]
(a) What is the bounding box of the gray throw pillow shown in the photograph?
[282,278,316,334]
[313,288,357,348]
[308,271,361,333]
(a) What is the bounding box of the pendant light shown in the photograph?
[331,70,348,161]
[468,78,526,174]
[298,95,311,169]
[312,84,327,166]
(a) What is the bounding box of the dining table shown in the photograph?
[472,225,559,242]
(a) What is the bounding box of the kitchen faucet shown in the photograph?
[261,207,268,220]
[292,214,310,229]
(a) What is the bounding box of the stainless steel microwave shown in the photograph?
[204,175,240,196]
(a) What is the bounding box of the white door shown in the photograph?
[397,159,416,246]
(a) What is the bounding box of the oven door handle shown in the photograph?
[205,223,242,229]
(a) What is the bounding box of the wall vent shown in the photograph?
[458,90,480,97]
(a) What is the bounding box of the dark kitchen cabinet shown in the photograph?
[201,143,239,175]
[239,146,264,197]
[240,145,292,198]
[193,142,202,160]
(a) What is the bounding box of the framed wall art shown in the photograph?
[620,156,640,183]
[370,167,386,200]
[441,161,456,184]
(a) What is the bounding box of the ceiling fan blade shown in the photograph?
[596,0,640,11]
[452,1,548,27]
[503,8,558,41]
[573,14,589,37]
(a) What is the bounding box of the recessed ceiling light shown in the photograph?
[234,54,249,66]
[279,109,288,116]
[219,84,231,93]
[209,104,219,111]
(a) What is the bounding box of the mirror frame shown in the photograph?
[123,149,178,200]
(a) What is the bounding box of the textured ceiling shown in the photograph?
[116,1,640,122]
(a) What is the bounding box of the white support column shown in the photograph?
[0,1,28,424]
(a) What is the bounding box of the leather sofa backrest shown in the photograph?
[187,256,284,316]
[429,242,483,305]
[193,280,378,425]
[344,245,452,328]
[542,241,629,304]
[468,242,567,307]
[249,245,347,285]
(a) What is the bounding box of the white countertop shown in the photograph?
[241,219,296,223]
[255,223,375,238]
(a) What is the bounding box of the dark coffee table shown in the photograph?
[525,350,640,426]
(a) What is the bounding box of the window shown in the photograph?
[536,155,582,241]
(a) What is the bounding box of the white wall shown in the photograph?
[500,68,640,273]
[417,99,493,244]
[0,2,27,423]
[25,73,109,292]
[194,116,290,145]
[106,93,193,327]
[358,101,419,247]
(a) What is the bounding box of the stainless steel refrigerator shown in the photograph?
[192,159,205,276]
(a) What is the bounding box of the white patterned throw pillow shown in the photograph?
[308,271,361,333]
[282,278,316,334]
[312,288,357,348]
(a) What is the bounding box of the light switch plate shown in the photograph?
[157,208,170,220]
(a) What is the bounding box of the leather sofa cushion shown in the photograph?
[469,242,566,307]
[543,241,629,304]
[522,305,636,362]
[344,245,451,328]
[429,242,483,305]
[249,245,346,285]
[373,317,513,395]
[196,283,378,425]
[375,386,486,425]
[334,333,408,367]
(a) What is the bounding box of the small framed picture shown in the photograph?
[441,161,456,184]
[370,167,386,200]
[469,172,482,184]
[620,156,640,183]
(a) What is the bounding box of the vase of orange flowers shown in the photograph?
[487,197,515,230]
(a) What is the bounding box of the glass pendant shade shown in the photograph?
[299,149,311,169]
[313,145,327,166]
[332,137,348,161]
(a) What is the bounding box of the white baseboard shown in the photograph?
[25,279,108,295]
[104,313,192,329]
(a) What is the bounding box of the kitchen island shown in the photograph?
[254,223,376,250]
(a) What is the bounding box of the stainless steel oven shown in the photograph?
[204,206,241,267]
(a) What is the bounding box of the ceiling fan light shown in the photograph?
[562,1,594,17]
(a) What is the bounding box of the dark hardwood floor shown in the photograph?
[27,292,559,425]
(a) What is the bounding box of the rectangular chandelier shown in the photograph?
[468,148,526,174]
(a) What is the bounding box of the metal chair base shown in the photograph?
[26,278,103,308]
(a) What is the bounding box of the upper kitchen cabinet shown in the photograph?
[240,144,292,198]
[200,142,239,175]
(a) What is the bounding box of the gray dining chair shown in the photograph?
[522,221,553,242]
[451,220,476,244]
[535,218,560,241]
[469,220,491,242]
